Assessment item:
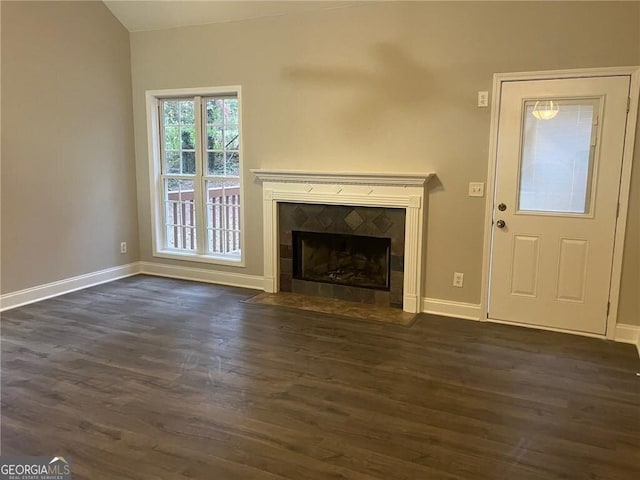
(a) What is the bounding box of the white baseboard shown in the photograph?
[614,323,640,357]
[423,299,639,358]
[0,262,141,312]
[0,261,263,312]
[422,297,482,321]
[3,264,636,359]
[139,261,263,290]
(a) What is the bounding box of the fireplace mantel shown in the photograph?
[252,169,434,313]
[251,169,434,187]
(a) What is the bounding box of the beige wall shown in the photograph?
[617,2,640,327]
[618,110,640,326]
[129,1,640,323]
[1,1,138,294]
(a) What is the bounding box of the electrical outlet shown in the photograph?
[120,242,127,254]
[453,272,464,288]
[469,182,484,197]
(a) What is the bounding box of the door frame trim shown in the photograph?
[480,66,640,339]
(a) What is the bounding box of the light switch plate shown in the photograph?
[469,182,484,197]
[477,91,489,107]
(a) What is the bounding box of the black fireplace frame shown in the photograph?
[292,230,391,291]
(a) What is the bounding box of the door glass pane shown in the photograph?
[518,99,598,214]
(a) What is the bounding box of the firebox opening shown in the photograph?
[292,230,391,291]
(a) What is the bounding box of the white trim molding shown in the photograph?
[614,324,640,357]
[145,85,247,267]
[252,169,434,313]
[0,263,141,312]
[251,169,434,187]
[422,298,482,321]
[139,261,263,290]
[480,66,640,340]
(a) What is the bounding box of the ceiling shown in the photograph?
[103,1,364,32]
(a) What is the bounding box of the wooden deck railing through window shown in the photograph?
[166,187,240,253]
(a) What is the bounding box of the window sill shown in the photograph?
[153,250,244,268]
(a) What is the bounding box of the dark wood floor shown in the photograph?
[1,275,639,479]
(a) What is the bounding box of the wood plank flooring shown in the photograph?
[1,275,638,479]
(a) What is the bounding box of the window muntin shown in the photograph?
[151,88,243,264]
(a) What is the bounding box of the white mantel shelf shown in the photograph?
[251,169,435,187]
[253,168,434,314]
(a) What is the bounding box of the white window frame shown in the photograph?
[146,86,245,267]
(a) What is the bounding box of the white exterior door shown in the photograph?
[489,76,631,335]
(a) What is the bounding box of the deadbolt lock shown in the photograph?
[498,203,507,211]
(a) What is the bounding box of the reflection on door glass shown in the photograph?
[518,100,597,214]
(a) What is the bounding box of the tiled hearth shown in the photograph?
[279,203,406,308]
[244,292,417,326]
[252,170,433,313]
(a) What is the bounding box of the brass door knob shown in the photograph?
[496,220,506,228]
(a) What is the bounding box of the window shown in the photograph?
[518,98,599,215]
[146,87,243,265]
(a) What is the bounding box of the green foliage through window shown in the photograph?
[156,92,242,258]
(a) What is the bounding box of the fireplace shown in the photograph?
[293,231,391,291]
[279,203,405,307]
[251,169,433,313]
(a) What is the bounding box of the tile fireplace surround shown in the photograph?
[252,170,434,313]
[280,203,406,308]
